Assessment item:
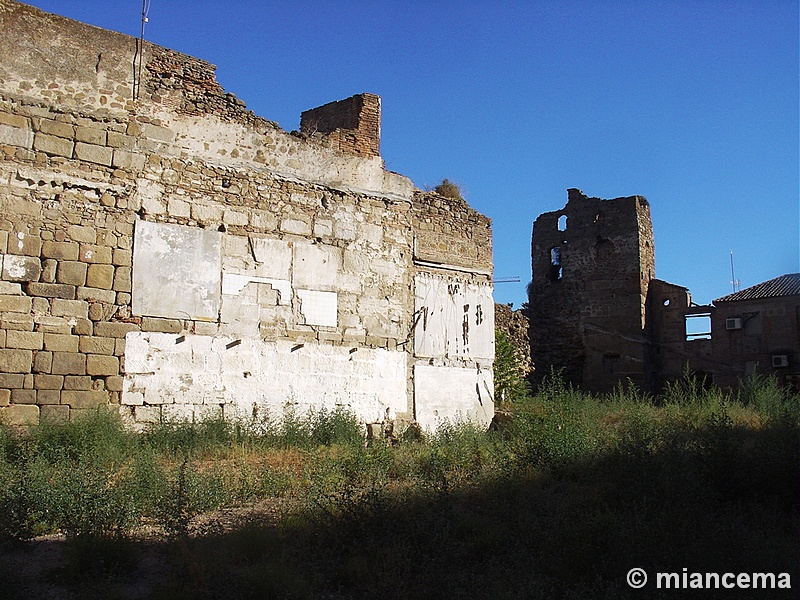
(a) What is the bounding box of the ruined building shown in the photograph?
[530,188,655,392]
[0,1,495,430]
[530,189,799,393]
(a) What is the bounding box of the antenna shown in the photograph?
[132,0,152,100]
[729,251,740,293]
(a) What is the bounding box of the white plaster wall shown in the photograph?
[122,333,408,424]
[132,220,222,321]
[414,365,494,432]
[414,273,494,361]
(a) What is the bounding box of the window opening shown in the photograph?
[685,312,712,341]
[558,215,567,232]
[549,246,563,281]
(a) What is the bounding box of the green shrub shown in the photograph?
[494,329,531,404]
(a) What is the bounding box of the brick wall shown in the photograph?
[300,94,381,158]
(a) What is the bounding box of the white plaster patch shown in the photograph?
[132,220,222,321]
[249,236,292,278]
[414,273,494,360]
[292,242,341,290]
[222,273,291,305]
[414,364,494,432]
[122,333,407,424]
[297,289,338,327]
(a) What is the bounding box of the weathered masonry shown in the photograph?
[0,0,494,431]
[529,189,655,392]
[530,189,799,393]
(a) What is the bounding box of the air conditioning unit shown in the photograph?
[772,355,789,368]
[725,317,742,330]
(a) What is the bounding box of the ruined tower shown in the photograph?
[529,189,655,392]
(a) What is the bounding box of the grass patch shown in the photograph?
[0,376,797,599]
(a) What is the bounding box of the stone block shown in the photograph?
[61,390,108,409]
[51,352,86,375]
[0,282,23,295]
[6,330,43,350]
[77,287,116,304]
[79,336,115,355]
[35,316,73,335]
[33,351,52,373]
[34,133,73,158]
[11,389,36,404]
[40,404,70,421]
[86,264,115,289]
[56,261,88,286]
[75,126,107,145]
[93,321,139,338]
[86,354,119,376]
[2,255,41,282]
[112,249,132,267]
[167,197,191,218]
[79,244,113,264]
[34,374,64,390]
[141,317,182,333]
[0,112,29,129]
[67,225,97,244]
[38,119,74,139]
[114,338,126,356]
[74,142,112,166]
[140,123,175,142]
[37,389,61,405]
[7,232,42,257]
[42,241,80,261]
[51,298,89,319]
[0,348,32,373]
[41,259,57,283]
[107,131,135,149]
[194,322,218,336]
[43,333,79,353]
[111,149,146,170]
[0,294,32,313]
[105,375,124,392]
[26,282,76,299]
[0,389,9,407]
[1,315,34,331]
[69,320,91,338]
[224,209,250,227]
[113,267,131,292]
[0,404,39,426]
[63,375,91,390]
[0,123,33,148]
[280,218,311,236]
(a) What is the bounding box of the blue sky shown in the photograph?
[24,0,799,307]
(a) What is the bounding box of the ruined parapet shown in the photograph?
[529,188,655,392]
[300,93,381,158]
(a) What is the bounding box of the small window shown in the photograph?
[549,246,563,281]
[685,313,712,341]
[558,215,567,232]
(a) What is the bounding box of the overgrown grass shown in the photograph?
[1,374,797,599]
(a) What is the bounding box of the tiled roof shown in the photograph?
[714,273,800,303]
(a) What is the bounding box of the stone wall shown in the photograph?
[529,188,654,392]
[0,0,494,430]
